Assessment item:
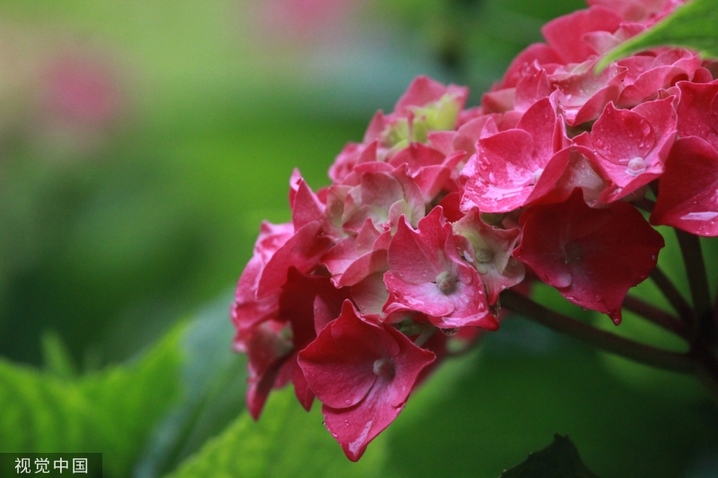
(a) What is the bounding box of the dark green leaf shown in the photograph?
[499,434,599,478]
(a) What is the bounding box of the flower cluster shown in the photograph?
[232,0,718,461]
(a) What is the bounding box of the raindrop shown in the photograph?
[640,122,652,137]
[681,211,718,221]
[553,270,573,288]
[625,157,646,176]
[462,250,475,263]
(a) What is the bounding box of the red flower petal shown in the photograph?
[651,137,718,236]
[299,301,434,461]
[514,191,664,323]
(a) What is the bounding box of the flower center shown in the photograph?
[373,357,395,379]
[474,248,495,274]
[435,270,457,294]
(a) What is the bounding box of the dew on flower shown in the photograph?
[680,211,718,221]
[348,421,374,457]
[531,168,544,185]
[553,270,573,288]
[462,250,475,263]
[626,157,647,176]
[440,327,459,336]
[232,0,718,465]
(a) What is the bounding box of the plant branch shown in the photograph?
[633,197,655,214]
[502,290,695,374]
[623,295,688,339]
[691,342,718,407]
[675,229,715,342]
[650,265,694,325]
[414,326,437,348]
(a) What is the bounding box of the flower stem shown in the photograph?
[650,265,694,325]
[675,229,716,342]
[414,326,437,348]
[502,289,695,374]
[623,295,687,339]
[691,342,718,407]
[632,197,655,214]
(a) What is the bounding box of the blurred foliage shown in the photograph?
[499,434,598,478]
[168,386,387,478]
[0,0,717,477]
[0,321,182,477]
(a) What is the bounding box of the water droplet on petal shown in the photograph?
[626,157,646,176]
[553,270,573,288]
[441,327,459,336]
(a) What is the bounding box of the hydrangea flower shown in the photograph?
[232,0,718,460]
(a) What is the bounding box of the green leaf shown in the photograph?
[167,387,387,478]
[79,324,185,477]
[0,322,185,478]
[597,0,718,70]
[1,289,249,478]
[133,291,248,477]
[499,434,599,478]
[41,329,78,379]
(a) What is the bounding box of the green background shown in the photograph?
[0,0,717,476]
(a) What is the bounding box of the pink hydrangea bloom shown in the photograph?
[651,137,718,236]
[232,0,716,460]
[298,301,435,461]
[513,191,664,324]
[384,208,497,330]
